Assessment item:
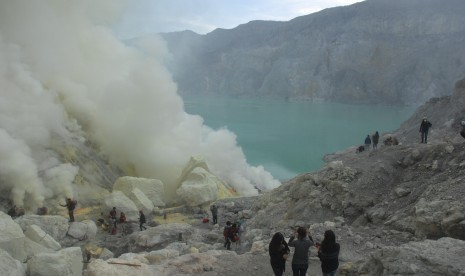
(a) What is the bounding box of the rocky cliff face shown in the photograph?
[161,0,465,105]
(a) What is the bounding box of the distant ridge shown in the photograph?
[160,0,465,106]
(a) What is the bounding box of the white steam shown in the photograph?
[0,1,280,207]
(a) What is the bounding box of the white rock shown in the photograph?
[128,188,154,213]
[24,224,61,250]
[27,247,82,276]
[15,215,69,241]
[250,240,267,254]
[0,212,27,261]
[131,223,194,248]
[176,167,222,206]
[84,259,152,276]
[0,248,26,276]
[113,176,166,207]
[67,220,97,240]
[144,249,179,264]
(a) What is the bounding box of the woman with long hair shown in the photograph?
[288,226,314,276]
[317,230,340,276]
[269,232,290,276]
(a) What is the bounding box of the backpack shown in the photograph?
[223,226,230,238]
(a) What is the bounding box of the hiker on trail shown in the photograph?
[60,198,77,222]
[364,135,372,149]
[419,117,432,143]
[288,226,314,276]
[460,120,465,140]
[269,232,290,276]
[210,204,218,224]
[139,210,146,231]
[317,230,340,276]
[372,131,380,149]
[223,221,232,250]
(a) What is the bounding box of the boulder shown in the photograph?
[128,188,154,213]
[67,220,98,240]
[350,237,465,276]
[0,248,26,276]
[113,176,166,207]
[15,215,69,241]
[129,223,195,250]
[24,237,54,257]
[84,259,152,276]
[103,191,139,221]
[27,247,82,276]
[176,167,223,206]
[144,248,179,264]
[24,224,61,250]
[0,211,27,261]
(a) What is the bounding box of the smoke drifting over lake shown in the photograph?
[0,1,279,208]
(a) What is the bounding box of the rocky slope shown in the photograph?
[2,72,464,275]
[160,0,465,105]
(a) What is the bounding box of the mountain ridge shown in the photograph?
[160,0,465,105]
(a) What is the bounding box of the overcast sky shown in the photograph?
[115,0,363,39]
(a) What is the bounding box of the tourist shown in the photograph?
[317,230,340,276]
[372,131,380,149]
[119,212,127,235]
[210,204,218,224]
[60,198,77,222]
[419,117,432,143]
[269,232,290,276]
[223,221,232,250]
[139,210,146,231]
[288,226,314,276]
[364,134,372,149]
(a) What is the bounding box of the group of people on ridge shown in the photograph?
[269,227,340,276]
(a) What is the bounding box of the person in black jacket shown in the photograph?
[139,210,146,231]
[419,117,432,143]
[269,232,290,276]
[317,230,340,276]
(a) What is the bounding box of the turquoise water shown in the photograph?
[183,96,414,181]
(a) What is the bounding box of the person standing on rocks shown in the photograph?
[419,117,432,143]
[288,226,314,276]
[139,210,146,231]
[317,230,340,276]
[210,204,218,224]
[60,198,77,222]
[269,232,290,276]
[372,131,380,149]
[109,207,117,234]
[364,135,372,149]
[223,221,232,250]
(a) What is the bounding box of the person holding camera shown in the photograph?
[288,226,314,276]
[269,232,290,276]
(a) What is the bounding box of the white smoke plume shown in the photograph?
[0,1,280,207]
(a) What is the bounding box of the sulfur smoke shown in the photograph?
[0,1,280,208]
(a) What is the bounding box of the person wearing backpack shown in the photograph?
[223,221,232,250]
[60,198,77,222]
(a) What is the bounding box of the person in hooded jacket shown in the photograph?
[317,230,340,276]
[269,232,290,276]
